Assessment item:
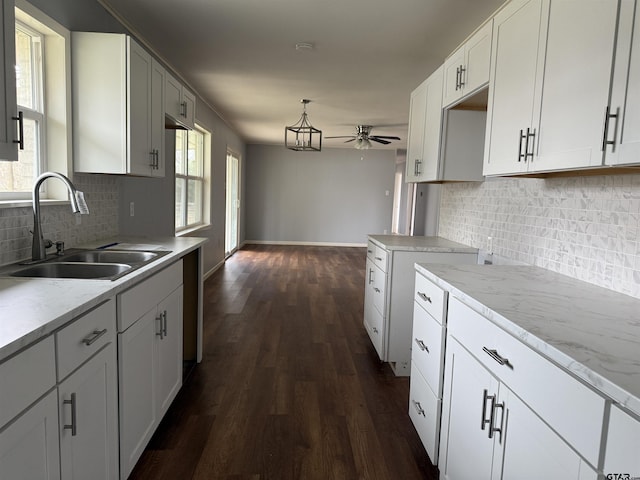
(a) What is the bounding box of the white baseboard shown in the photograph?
[243,240,367,248]
[203,260,224,280]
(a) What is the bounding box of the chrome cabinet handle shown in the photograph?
[82,328,107,346]
[525,128,536,162]
[417,292,432,303]
[459,65,466,89]
[180,101,188,117]
[162,310,168,337]
[601,105,619,152]
[415,159,422,176]
[374,287,380,293]
[481,389,495,434]
[414,338,429,353]
[156,313,164,339]
[12,111,24,150]
[412,399,426,417]
[63,393,77,436]
[149,149,159,169]
[372,327,379,334]
[367,249,373,254]
[518,129,526,162]
[368,268,374,285]
[482,347,513,369]
[491,401,505,443]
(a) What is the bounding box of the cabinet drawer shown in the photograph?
[366,240,376,260]
[373,245,388,272]
[448,297,606,465]
[605,406,640,473]
[118,260,183,332]
[414,273,447,324]
[0,336,56,429]
[372,265,386,315]
[411,302,445,396]
[364,302,384,359]
[409,362,441,464]
[56,299,116,381]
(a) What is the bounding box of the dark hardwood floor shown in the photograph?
[129,244,438,480]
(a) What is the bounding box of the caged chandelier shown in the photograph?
[285,99,322,152]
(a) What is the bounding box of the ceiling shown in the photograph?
[99,0,505,150]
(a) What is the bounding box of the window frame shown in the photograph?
[175,124,210,234]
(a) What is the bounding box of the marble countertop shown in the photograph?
[0,236,206,362]
[415,263,640,417]
[369,235,478,253]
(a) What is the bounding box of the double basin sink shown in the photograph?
[6,249,171,280]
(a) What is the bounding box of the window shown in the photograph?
[0,20,44,197]
[0,2,71,203]
[175,126,210,232]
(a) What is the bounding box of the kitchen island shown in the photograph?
[364,234,477,375]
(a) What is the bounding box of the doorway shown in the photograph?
[225,150,240,258]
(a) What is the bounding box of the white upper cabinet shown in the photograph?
[0,0,18,161]
[442,20,493,108]
[484,0,621,176]
[605,0,640,166]
[165,70,195,130]
[406,67,443,182]
[72,33,165,176]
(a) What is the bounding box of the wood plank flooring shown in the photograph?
[129,244,438,480]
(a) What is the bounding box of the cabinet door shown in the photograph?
[494,386,596,480]
[150,59,165,177]
[463,21,492,97]
[59,344,119,480]
[0,0,18,162]
[406,78,428,182]
[118,308,157,479]
[182,88,196,130]
[607,0,640,166]
[439,338,499,480]
[604,405,640,475]
[156,286,183,418]
[421,66,444,181]
[532,0,618,172]
[128,39,153,176]
[442,48,465,107]
[483,0,547,176]
[0,390,60,480]
[363,257,385,359]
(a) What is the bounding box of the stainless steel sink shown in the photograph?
[60,250,158,264]
[3,248,171,280]
[11,262,132,279]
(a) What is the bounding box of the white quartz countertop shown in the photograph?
[369,235,478,253]
[0,236,206,362]
[415,263,640,417]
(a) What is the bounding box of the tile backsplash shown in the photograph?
[439,174,640,299]
[0,174,119,266]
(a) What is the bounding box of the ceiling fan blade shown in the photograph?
[344,138,356,143]
[370,138,392,145]
[325,135,356,139]
[371,135,401,140]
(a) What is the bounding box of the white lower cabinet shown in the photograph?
[58,343,119,480]
[439,298,602,480]
[0,389,60,480]
[408,362,441,464]
[118,261,184,479]
[604,406,640,476]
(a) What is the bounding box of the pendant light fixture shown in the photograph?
[285,99,322,151]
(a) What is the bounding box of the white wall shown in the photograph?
[245,145,395,245]
[439,174,640,299]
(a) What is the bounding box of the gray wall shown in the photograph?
[245,145,395,245]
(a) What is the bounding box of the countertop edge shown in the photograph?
[0,237,207,362]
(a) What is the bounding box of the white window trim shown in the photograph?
[0,0,72,205]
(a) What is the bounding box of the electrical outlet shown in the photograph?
[129,202,135,217]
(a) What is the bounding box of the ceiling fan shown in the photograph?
[326,125,401,149]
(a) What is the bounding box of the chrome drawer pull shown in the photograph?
[372,327,379,334]
[375,256,383,261]
[417,292,432,303]
[414,338,429,353]
[63,393,77,436]
[82,328,107,346]
[368,268,374,284]
[374,287,380,293]
[492,401,505,444]
[156,314,164,339]
[482,347,513,369]
[412,399,426,417]
[162,311,168,337]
